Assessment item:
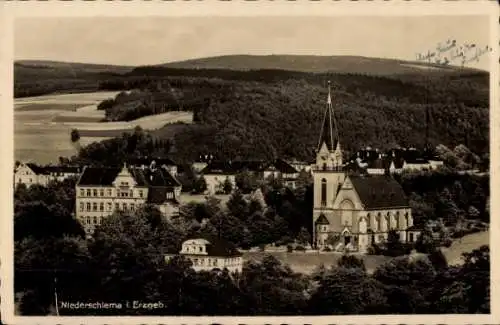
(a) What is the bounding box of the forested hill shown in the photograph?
[14,60,133,97]
[14,56,489,163]
[76,71,489,165]
[157,54,481,75]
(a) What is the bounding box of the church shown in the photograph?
[312,82,419,253]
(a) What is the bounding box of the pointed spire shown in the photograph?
[317,80,339,152]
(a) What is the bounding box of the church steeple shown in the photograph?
[317,81,339,152]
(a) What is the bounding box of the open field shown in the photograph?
[241,230,490,275]
[442,230,489,265]
[15,103,86,112]
[70,111,193,131]
[15,91,192,164]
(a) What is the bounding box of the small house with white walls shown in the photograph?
[165,237,243,273]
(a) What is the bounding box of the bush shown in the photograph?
[367,244,383,255]
[322,247,332,252]
[295,245,306,252]
[442,239,453,247]
[286,244,293,253]
[258,243,266,252]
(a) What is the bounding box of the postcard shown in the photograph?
[0,1,498,325]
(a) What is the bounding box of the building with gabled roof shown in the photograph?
[75,164,182,236]
[14,162,82,187]
[165,236,243,273]
[312,82,419,253]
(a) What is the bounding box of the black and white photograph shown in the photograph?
[0,1,498,324]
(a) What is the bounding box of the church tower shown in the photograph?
[312,81,346,249]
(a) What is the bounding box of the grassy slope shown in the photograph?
[159,54,480,75]
[15,60,133,76]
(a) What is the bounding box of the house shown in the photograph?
[165,236,243,273]
[349,147,443,175]
[261,159,299,188]
[75,163,182,236]
[312,82,419,253]
[192,154,213,173]
[201,161,238,195]
[14,162,81,187]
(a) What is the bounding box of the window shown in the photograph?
[93,189,97,197]
[93,216,98,225]
[115,203,119,210]
[86,216,91,225]
[107,202,112,211]
[199,246,202,252]
[92,203,97,211]
[100,202,104,211]
[409,233,414,242]
[129,190,133,197]
[80,189,84,197]
[139,190,143,198]
[79,202,84,212]
[117,190,121,197]
[122,203,127,211]
[321,178,327,206]
[86,189,91,196]
[86,202,91,211]
[100,189,104,197]
[107,189,112,196]
[130,203,135,211]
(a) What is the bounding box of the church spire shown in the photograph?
[317,81,339,152]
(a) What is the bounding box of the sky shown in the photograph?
[15,16,491,70]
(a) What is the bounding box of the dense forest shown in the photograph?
[15,57,489,162]
[73,74,488,163]
[14,174,490,315]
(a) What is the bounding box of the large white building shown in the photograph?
[165,237,243,273]
[75,163,181,236]
[312,82,420,253]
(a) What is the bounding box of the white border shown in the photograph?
[1,1,499,325]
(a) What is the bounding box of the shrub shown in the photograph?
[286,244,293,253]
[295,245,306,252]
[442,239,452,248]
[258,243,266,252]
[322,247,332,252]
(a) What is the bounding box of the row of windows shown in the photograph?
[80,215,104,225]
[79,201,138,212]
[317,214,410,232]
[79,188,144,198]
[190,257,240,267]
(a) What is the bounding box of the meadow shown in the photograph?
[242,230,490,274]
[14,91,192,164]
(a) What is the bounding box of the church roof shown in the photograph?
[315,214,330,225]
[317,82,339,152]
[349,175,409,210]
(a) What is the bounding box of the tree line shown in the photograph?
[14,198,490,316]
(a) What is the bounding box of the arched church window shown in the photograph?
[321,179,327,206]
[396,211,400,229]
[376,213,382,231]
[358,217,367,233]
[366,213,371,229]
[340,200,354,226]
